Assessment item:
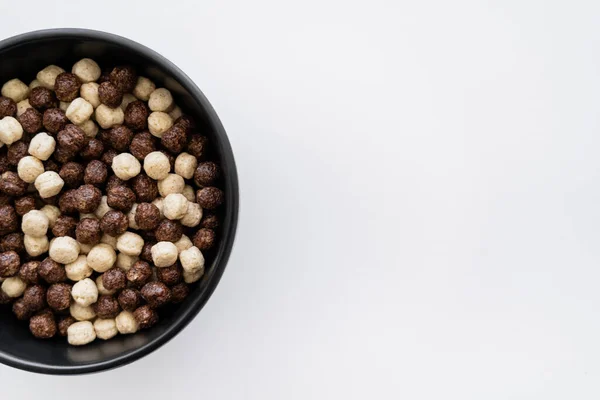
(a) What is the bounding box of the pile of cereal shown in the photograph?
[0,59,224,345]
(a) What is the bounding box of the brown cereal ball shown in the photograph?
[76,218,102,245]
[105,176,126,192]
[0,288,12,305]
[18,108,42,133]
[133,305,158,329]
[80,138,104,161]
[135,202,160,230]
[124,100,149,130]
[174,116,194,133]
[75,184,102,213]
[38,258,67,284]
[7,140,29,166]
[0,152,9,175]
[46,283,71,311]
[52,146,75,164]
[127,260,152,287]
[59,162,84,188]
[0,96,16,118]
[187,134,209,159]
[52,215,77,237]
[155,219,183,242]
[18,261,40,284]
[44,159,60,173]
[193,228,216,251]
[118,288,142,312]
[194,161,221,187]
[170,283,189,303]
[0,171,28,196]
[106,125,133,151]
[57,315,76,336]
[94,295,120,319]
[14,196,36,216]
[97,81,123,108]
[23,284,46,312]
[131,174,158,203]
[161,124,187,154]
[100,149,118,165]
[98,69,111,84]
[161,150,176,171]
[196,187,224,210]
[156,263,182,286]
[130,131,156,160]
[58,189,78,214]
[12,299,33,320]
[107,185,135,212]
[140,241,155,262]
[43,108,68,134]
[0,250,20,277]
[83,160,108,186]
[1,232,24,253]
[109,66,137,93]
[29,87,57,110]
[30,310,56,339]
[103,267,127,291]
[57,124,86,153]
[140,281,171,308]
[0,194,10,206]
[100,210,128,236]
[54,72,81,102]
[0,205,18,235]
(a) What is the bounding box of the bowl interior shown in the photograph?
[0,30,237,374]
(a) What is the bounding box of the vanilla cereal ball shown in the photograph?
[174,152,197,179]
[17,156,44,183]
[71,278,98,307]
[158,174,184,197]
[40,205,60,228]
[148,88,174,112]
[94,318,118,340]
[16,99,32,117]
[96,275,115,296]
[22,210,49,237]
[87,243,116,273]
[37,65,65,89]
[94,196,112,218]
[2,79,29,102]
[95,104,124,129]
[163,193,189,220]
[120,93,137,111]
[143,151,170,180]
[181,202,202,227]
[116,311,138,334]
[66,255,93,281]
[152,198,164,218]
[35,171,64,198]
[148,111,173,137]
[127,203,139,229]
[112,153,141,181]
[67,321,96,345]
[183,269,203,284]
[29,132,56,160]
[117,232,144,256]
[100,233,117,249]
[66,97,93,124]
[80,82,100,108]
[180,246,205,273]
[151,241,178,268]
[70,303,96,321]
[29,80,41,90]
[24,235,49,256]
[182,185,195,202]
[169,106,183,120]
[59,102,70,112]
[174,234,193,254]
[0,116,23,145]
[1,276,26,297]
[78,119,98,138]
[72,58,101,83]
[116,253,137,271]
[50,236,80,264]
[133,77,155,101]
[78,242,93,254]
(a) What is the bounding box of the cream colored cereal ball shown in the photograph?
[71,278,98,307]
[158,174,184,197]
[29,132,56,161]
[16,99,31,117]
[174,152,197,180]
[183,269,203,284]
[143,151,170,180]
[24,235,48,256]
[72,58,101,83]
[37,65,65,89]
[70,303,96,321]
[127,203,139,229]
[35,171,64,198]
[96,274,116,296]
[22,210,49,237]
[40,205,60,228]
[100,233,117,249]
[94,318,118,340]
[95,104,124,129]
[29,79,41,89]
[1,276,26,297]
[2,79,29,102]
[148,111,173,137]
[49,236,80,264]
[116,311,138,334]
[94,196,112,218]
[181,202,202,227]
[17,156,44,183]
[151,241,178,267]
[163,193,189,220]
[0,116,23,145]
[179,246,205,274]
[87,243,116,272]
[78,242,93,255]
[148,88,174,112]
[116,253,137,271]
[152,198,164,218]
[112,153,141,180]
[182,185,195,202]
[59,101,70,112]
[66,97,93,125]
[169,106,182,120]
[80,82,100,108]
[117,232,144,256]
[78,120,98,138]
[67,321,96,345]
[65,255,92,281]
[120,93,137,111]
[79,213,97,220]
[174,234,193,254]
[133,77,156,101]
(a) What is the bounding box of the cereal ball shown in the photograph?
[16,156,44,185]
[12,299,33,320]
[102,268,127,291]
[18,261,40,284]
[71,278,98,307]
[42,109,67,134]
[124,100,149,130]
[163,194,189,220]
[58,315,76,337]
[35,171,64,198]
[76,218,102,245]
[132,203,159,231]
[196,187,224,210]
[24,235,49,257]
[130,176,156,205]
[90,196,109,220]
[123,205,138,231]
[183,269,203,283]
[171,283,189,303]
[106,175,126,192]
[157,174,184,198]
[43,159,60,174]
[109,66,137,93]
[98,81,123,108]
[156,263,182,286]
[0,205,17,235]
[0,250,20,277]
[141,281,171,308]
[65,255,92,282]
[181,203,202,228]
[0,96,16,118]
[130,131,156,160]
[80,139,103,161]
[107,185,136,211]
[52,146,75,164]
[52,215,76,238]
[17,107,42,133]
[140,241,154,262]
[174,234,193,254]
[106,125,133,151]
[118,288,142,312]
[1,79,29,102]
[83,160,108,186]
[80,82,100,108]
[100,210,128,236]
[7,140,29,166]
[151,197,164,219]
[1,232,24,254]
[0,116,23,145]
[29,132,56,160]
[70,302,96,322]
[93,275,113,297]
[87,243,116,273]
[193,228,216,251]
[2,276,26,297]
[94,318,117,340]
[148,111,173,138]
[120,93,137,111]
[194,162,221,187]
[95,104,124,129]
[67,320,96,345]
[40,204,60,228]
[161,124,187,154]
[46,282,71,311]
[57,124,86,153]
[23,284,47,312]
[116,310,138,334]
[100,233,117,249]
[169,106,183,120]
[155,219,183,243]
[55,72,81,102]
[49,236,80,264]
[30,310,56,339]
[66,98,93,124]
[179,246,205,273]
[151,241,178,268]
[22,210,49,237]
[59,101,70,112]
[116,232,144,257]
[75,184,102,213]
[37,65,65,89]
[174,153,197,180]
[133,76,155,101]
[0,154,8,176]
[127,260,152,287]
[100,149,118,166]
[0,171,28,196]
[72,58,101,83]
[59,161,84,188]
[143,151,170,180]
[133,305,158,329]
[115,254,136,272]
[112,153,141,181]
[187,134,209,159]
[94,295,120,319]
[14,196,35,216]
[148,88,173,112]
[16,99,32,117]
[29,87,57,110]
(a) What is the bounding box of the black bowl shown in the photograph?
[0,29,238,374]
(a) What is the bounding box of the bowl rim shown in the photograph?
[0,28,239,375]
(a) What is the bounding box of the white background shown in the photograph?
[0,0,599,398]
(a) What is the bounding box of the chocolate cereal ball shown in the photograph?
[156,263,182,286]
[44,159,60,173]
[155,220,183,242]
[52,215,77,237]
[7,140,29,166]
[107,185,135,212]
[127,260,152,287]
[194,162,221,187]
[133,305,158,329]
[0,288,12,305]
[0,96,16,118]
[59,162,84,188]
[125,101,149,130]
[131,174,158,203]
[23,284,46,312]
[19,261,40,284]
[58,189,78,214]
[141,281,171,308]
[14,195,36,216]
[118,288,142,312]
[29,310,56,339]
[83,160,108,186]
[52,146,75,164]
[38,258,66,284]
[109,66,137,93]
[94,295,120,319]
[76,218,102,245]
[100,149,118,165]
[12,299,33,320]
[130,131,156,161]
[43,108,68,134]
[140,241,155,262]
[98,81,123,108]
[0,250,20,277]
[106,175,126,192]
[196,187,224,210]
[54,72,81,102]
[46,283,71,311]
[80,138,104,161]
[106,125,133,151]
[187,134,209,159]
[193,228,216,251]
[135,202,161,230]
[18,108,42,133]
[0,205,18,235]
[0,152,9,175]
[1,232,24,253]
[100,210,128,236]
[75,184,102,213]
[0,171,28,196]
[161,124,187,154]
[103,267,127,291]
[170,283,189,304]
[57,124,86,153]
[57,315,76,337]
[30,86,57,110]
